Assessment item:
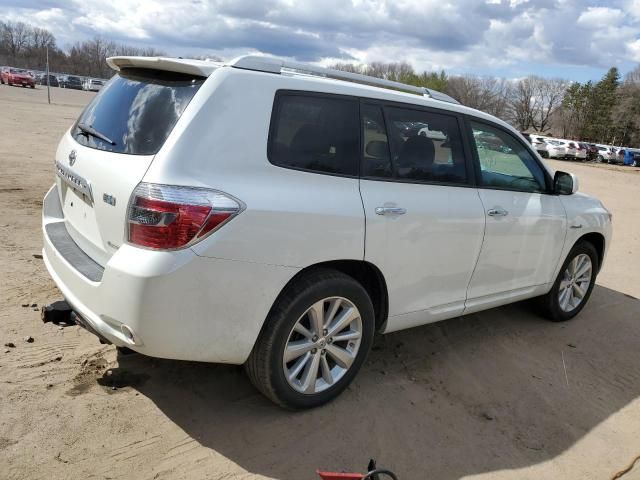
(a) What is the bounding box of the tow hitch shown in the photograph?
[41,300,73,325]
[41,300,112,345]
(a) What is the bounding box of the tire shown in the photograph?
[245,268,375,409]
[597,155,603,163]
[536,241,599,322]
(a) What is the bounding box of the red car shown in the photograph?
[1,68,35,88]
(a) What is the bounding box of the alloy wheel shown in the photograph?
[558,254,592,312]
[283,297,363,394]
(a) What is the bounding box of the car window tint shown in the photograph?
[470,121,546,193]
[269,94,359,176]
[382,107,467,184]
[73,68,203,155]
[361,104,392,178]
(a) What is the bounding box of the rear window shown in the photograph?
[72,68,204,155]
[268,93,360,176]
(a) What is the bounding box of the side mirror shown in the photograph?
[554,171,578,195]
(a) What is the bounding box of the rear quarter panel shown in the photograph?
[143,68,366,268]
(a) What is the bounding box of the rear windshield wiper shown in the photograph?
[77,123,116,146]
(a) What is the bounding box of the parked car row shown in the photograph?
[524,133,640,166]
[1,65,108,93]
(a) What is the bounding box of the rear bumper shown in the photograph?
[42,184,299,364]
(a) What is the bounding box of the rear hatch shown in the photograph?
[54,67,205,266]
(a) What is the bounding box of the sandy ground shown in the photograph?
[1,85,640,480]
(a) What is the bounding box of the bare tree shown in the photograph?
[27,27,56,70]
[507,77,538,131]
[1,21,31,64]
[446,76,509,118]
[625,65,640,85]
[531,77,568,133]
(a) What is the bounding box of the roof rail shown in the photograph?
[229,55,460,105]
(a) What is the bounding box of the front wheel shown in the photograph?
[246,269,375,409]
[537,242,599,321]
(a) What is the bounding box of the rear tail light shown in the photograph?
[127,182,244,250]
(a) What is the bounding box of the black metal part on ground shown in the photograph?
[41,300,73,324]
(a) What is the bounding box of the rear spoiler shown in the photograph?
[106,56,222,77]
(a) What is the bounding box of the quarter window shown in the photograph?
[470,121,546,193]
[366,106,468,184]
[269,94,359,176]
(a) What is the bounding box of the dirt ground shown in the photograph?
[2,85,640,480]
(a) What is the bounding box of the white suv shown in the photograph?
[530,135,549,157]
[42,56,612,408]
[595,145,617,163]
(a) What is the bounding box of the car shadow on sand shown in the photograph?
[106,285,640,479]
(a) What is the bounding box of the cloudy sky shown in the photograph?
[2,0,640,81]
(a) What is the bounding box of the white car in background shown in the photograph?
[530,135,549,157]
[574,142,588,161]
[418,125,447,140]
[562,141,577,159]
[41,55,612,408]
[596,145,616,163]
[546,140,567,159]
[83,78,104,92]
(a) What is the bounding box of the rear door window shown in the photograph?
[72,68,204,155]
[369,106,468,185]
[269,93,360,176]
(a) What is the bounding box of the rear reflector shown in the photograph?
[127,183,243,249]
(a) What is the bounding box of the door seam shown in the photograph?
[463,188,487,314]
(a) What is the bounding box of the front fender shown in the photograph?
[554,193,612,278]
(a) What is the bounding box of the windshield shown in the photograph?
[10,68,26,74]
[72,68,204,155]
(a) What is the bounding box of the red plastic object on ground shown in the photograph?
[317,472,363,480]
[317,460,398,480]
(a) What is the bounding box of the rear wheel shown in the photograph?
[246,269,375,409]
[537,242,598,321]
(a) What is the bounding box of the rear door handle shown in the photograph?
[487,208,508,217]
[375,207,407,216]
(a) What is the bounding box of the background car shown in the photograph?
[60,75,83,90]
[546,140,567,159]
[1,67,35,88]
[574,142,588,161]
[530,135,549,157]
[83,78,104,91]
[586,144,599,162]
[37,74,59,87]
[627,149,640,167]
[595,145,615,163]
[563,141,577,159]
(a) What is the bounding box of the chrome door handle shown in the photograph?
[487,208,508,217]
[375,206,407,216]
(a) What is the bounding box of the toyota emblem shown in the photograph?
[68,150,77,166]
